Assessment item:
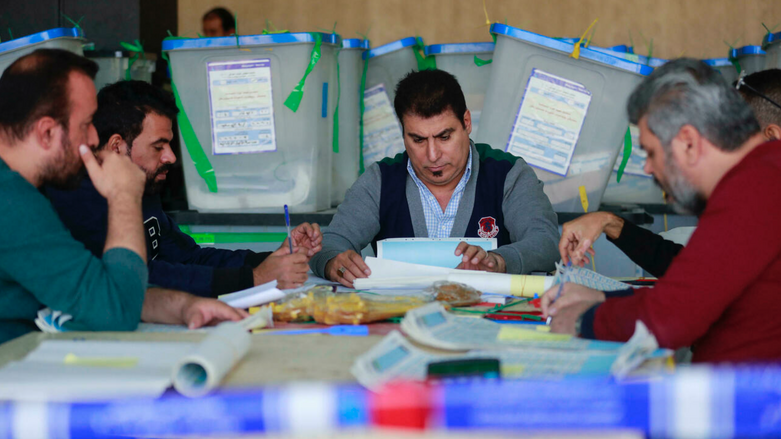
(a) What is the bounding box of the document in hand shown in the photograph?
[376,237,497,268]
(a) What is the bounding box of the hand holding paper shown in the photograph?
[455,241,506,272]
[325,249,371,288]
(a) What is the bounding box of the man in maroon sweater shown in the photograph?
[541,59,781,363]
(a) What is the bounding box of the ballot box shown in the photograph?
[163,32,340,213]
[764,31,781,71]
[704,58,739,85]
[331,38,369,206]
[0,28,84,74]
[361,36,420,164]
[424,42,495,138]
[90,51,157,90]
[476,23,652,213]
[730,45,766,76]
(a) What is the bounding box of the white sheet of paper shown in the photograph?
[377,237,497,269]
[0,340,195,402]
[362,83,405,164]
[207,59,277,155]
[218,280,284,308]
[506,69,592,176]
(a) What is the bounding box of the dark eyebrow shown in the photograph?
[151,138,172,145]
[406,132,425,139]
[434,128,455,138]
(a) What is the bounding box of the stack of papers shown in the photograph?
[350,303,668,388]
[351,331,622,390]
[401,303,622,351]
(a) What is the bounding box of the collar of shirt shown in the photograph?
[407,145,473,237]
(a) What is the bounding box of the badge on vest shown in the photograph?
[478,216,500,239]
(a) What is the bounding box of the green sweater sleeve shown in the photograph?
[0,166,147,332]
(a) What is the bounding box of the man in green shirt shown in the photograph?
[0,49,247,344]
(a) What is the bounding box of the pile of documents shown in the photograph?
[352,302,667,390]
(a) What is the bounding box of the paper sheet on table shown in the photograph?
[0,313,273,402]
[401,302,627,351]
[377,238,497,269]
[352,330,641,391]
[218,279,285,308]
[355,258,555,297]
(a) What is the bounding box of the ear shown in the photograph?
[105,133,129,155]
[463,109,472,136]
[764,124,781,141]
[32,117,60,151]
[674,124,704,166]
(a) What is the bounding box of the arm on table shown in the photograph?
[588,165,781,348]
[310,164,382,286]
[141,287,248,329]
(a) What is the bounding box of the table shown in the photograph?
[0,331,383,386]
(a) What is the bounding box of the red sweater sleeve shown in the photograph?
[593,150,781,349]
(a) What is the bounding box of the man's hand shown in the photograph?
[454,242,506,272]
[286,222,322,258]
[325,250,370,288]
[540,283,606,335]
[141,288,248,329]
[253,246,309,289]
[80,145,145,203]
[559,212,625,266]
[181,296,249,329]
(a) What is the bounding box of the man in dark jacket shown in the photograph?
[46,80,322,297]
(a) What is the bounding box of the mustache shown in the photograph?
[155,163,174,176]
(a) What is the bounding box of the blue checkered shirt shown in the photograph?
[407,149,473,238]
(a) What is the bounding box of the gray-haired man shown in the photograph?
[541,58,781,363]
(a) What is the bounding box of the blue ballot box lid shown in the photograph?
[0,28,83,54]
[342,38,370,49]
[162,32,341,51]
[424,42,495,56]
[729,45,766,59]
[490,23,653,76]
[363,36,418,60]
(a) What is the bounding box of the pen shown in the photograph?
[546,261,571,325]
[284,204,293,254]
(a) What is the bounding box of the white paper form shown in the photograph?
[377,237,497,269]
[401,302,624,352]
[613,125,651,178]
[351,331,622,390]
[362,84,405,164]
[506,69,592,176]
[207,59,277,155]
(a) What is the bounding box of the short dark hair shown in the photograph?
[203,7,236,32]
[736,69,781,128]
[0,49,97,143]
[94,80,178,151]
[394,69,467,130]
[627,58,759,153]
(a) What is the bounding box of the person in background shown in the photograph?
[542,58,781,363]
[558,68,781,278]
[46,80,322,296]
[310,69,560,287]
[0,49,246,344]
[202,7,236,37]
